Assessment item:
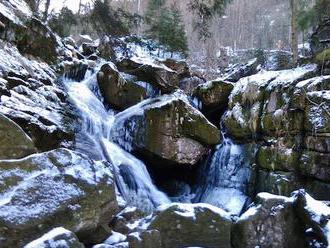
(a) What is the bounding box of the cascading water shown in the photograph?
[64,67,170,212]
[193,131,257,215]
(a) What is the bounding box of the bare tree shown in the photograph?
[43,0,51,21]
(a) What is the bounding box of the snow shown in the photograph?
[157,203,232,221]
[304,193,330,223]
[296,76,330,90]
[0,0,32,25]
[104,231,127,245]
[24,227,77,248]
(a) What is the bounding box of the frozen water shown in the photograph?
[64,68,170,211]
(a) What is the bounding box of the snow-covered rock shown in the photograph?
[147,203,233,248]
[97,63,157,110]
[24,227,84,248]
[0,149,118,247]
[110,91,220,167]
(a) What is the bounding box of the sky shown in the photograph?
[50,0,92,13]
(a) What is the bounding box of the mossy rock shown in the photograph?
[149,203,232,248]
[315,48,330,63]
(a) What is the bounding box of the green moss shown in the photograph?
[316,48,330,63]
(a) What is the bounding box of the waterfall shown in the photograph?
[64,67,170,212]
[193,132,257,215]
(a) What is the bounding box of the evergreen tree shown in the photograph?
[90,0,130,36]
[188,0,232,40]
[144,2,188,57]
[49,7,78,37]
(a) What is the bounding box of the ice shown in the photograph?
[64,67,170,211]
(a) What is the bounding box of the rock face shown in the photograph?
[24,227,84,248]
[0,113,36,159]
[97,63,157,110]
[117,57,179,93]
[148,203,232,248]
[0,149,118,247]
[0,40,79,151]
[193,79,234,125]
[111,91,220,167]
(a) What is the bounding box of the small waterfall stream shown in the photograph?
[63,66,256,215]
[193,132,257,215]
[64,68,170,212]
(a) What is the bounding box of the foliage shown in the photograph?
[90,0,130,36]
[145,1,188,56]
[49,7,77,37]
[298,0,330,31]
[188,0,232,40]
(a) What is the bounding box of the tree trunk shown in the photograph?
[43,0,51,22]
[290,0,298,65]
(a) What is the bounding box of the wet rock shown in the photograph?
[148,203,232,248]
[116,57,179,93]
[24,227,84,248]
[97,63,156,110]
[0,149,118,247]
[0,113,36,159]
[111,91,220,167]
[232,193,307,248]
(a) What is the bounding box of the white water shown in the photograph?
[194,134,255,215]
[64,68,170,212]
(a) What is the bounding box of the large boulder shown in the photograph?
[0,149,118,247]
[223,65,318,141]
[193,79,234,125]
[116,57,179,93]
[97,63,157,110]
[148,203,232,248]
[0,41,79,151]
[232,193,307,248]
[24,227,84,248]
[311,18,330,55]
[110,91,220,167]
[0,113,36,159]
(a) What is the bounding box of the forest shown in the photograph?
[0,0,329,247]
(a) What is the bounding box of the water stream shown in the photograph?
[64,68,170,212]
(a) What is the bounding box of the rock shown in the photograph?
[0,41,79,151]
[82,42,98,57]
[116,57,179,93]
[305,135,330,153]
[232,193,307,248]
[294,190,330,247]
[162,58,190,79]
[0,113,36,159]
[223,65,318,140]
[223,58,259,82]
[299,151,330,182]
[256,170,330,200]
[15,18,62,64]
[24,227,84,248]
[127,230,162,248]
[111,91,220,167]
[0,149,118,247]
[179,76,205,94]
[193,79,234,125]
[310,18,330,55]
[256,137,301,172]
[97,63,157,110]
[148,203,232,248]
